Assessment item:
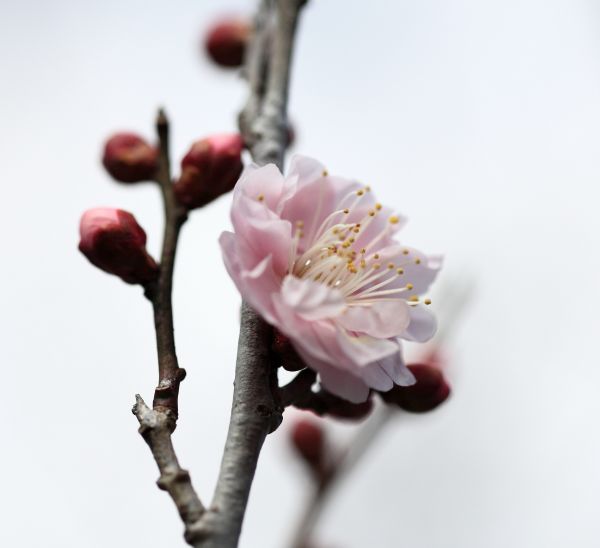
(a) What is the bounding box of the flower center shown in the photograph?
[280,184,431,308]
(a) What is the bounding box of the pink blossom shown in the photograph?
[219,156,442,403]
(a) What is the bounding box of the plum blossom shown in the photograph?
[219,156,441,403]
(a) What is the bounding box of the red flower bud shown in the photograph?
[272,330,306,371]
[326,397,373,421]
[102,133,158,183]
[78,208,158,285]
[380,364,450,413]
[204,18,251,68]
[174,134,244,209]
[290,418,325,469]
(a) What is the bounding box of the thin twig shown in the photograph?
[290,406,397,548]
[132,110,205,544]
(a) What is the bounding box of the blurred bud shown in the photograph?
[174,134,244,209]
[78,208,158,285]
[102,133,158,183]
[204,18,251,68]
[380,364,450,413]
[286,122,296,148]
[326,396,373,421]
[290,418,324,470]
[272,330,305,371]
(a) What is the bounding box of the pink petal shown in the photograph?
[337,300,410,338]
[233,163,287,211]
[219,231,280,324]
[280,275,346,321]
[293,344,370,403]
[231,195,292,277]
[403,305,438,342]
[335,328,399,367]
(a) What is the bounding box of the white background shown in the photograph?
[1,0,600,546]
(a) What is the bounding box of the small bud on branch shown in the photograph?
[380,364,450,413]
[78,208,158,285]
[290,417,325,472]
[174,134,244,209]
[102,133,158,183]
[204,18,251,68]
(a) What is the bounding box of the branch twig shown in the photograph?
[132,0,307,543]
[196,1,308,546]
[132,110,206,543]
[290,406,396,548]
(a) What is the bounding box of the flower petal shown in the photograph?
[280,275,346,321]
[338,300,410,338]
[219,231,279,323]
[403,305,437,342]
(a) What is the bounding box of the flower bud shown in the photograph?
[102,133,158,183]
[204,18,251,68]
[272,330,306,371]
[380,364,450,413]
[290,417,325,470]
[174,134,244,209]
[79,208,158,285]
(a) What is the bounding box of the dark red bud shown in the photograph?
[102,133,158,183]
[204,18,251,68]
[272,330,306,371]
[290,418,325,469]
[326,397,373,421]
[286,122,296,148]
[380,364,450,413]
[78,208,158,285]
[174,134,244,209]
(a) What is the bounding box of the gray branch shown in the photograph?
[132,0,307,546]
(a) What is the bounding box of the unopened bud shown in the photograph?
[174,134,244,209]
[204,18,251,68]
[290,417,325,470]
[272,330,306,371]
[326,397,373,421]
[102,133,158,183]
[380,364,450,413]
[79,208,158,285]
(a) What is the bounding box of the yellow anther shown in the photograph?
[365,185,371,192]
[296,220,304,228]
[396,268,404,275]
[389,215,400,224]
[343,208,350,214]
[360,248,366,254]
[406,283,414,290]
[322,169,329,176]
[408,295,419,302]
[387,263,395,270]
[332,228,339,234]
[257,193,265,202]
[402,249,410,255]
[415,258,421,265]
[373,254,380,259]
[356,190,365,196]
[368,210,376,217]
[353,227,360,233]
[360,259,367,268]
[424,298,432,305]
[375,203,382,211]
[348,237,355,243]
[373,263,381,270]
[298,230,304,238]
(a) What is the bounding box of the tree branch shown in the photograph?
[193,1,308,546]
[133,110,206,544]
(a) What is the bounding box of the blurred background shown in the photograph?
[2,0,600,546]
